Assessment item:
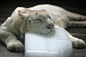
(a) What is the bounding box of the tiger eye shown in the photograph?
[36,19,42,21]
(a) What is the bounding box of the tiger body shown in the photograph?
[0,4,86,52]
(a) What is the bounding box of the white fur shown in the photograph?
[0,4,86,52]
[28,4,86,48]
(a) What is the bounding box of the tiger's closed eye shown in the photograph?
[34,19,42,23]
[48,15,52,20]
[36,19,42,21]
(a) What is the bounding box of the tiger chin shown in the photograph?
[0,4,86,52]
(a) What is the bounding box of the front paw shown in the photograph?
[7,40,24,52]
[72,38,86,49]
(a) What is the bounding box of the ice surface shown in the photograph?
[25,29,73,57]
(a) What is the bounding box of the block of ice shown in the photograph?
[25,29,73,57]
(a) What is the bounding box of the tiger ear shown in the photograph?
[41,9,46,11]
[18,7,30,19]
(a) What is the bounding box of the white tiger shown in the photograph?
[0,4,86,52]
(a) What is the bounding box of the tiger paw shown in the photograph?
[72,38,86,49]
[7,40,24,52]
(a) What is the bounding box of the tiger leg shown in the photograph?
[0,30,24,52]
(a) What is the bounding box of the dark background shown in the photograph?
[0,0,86,57]
[0,0,86,19]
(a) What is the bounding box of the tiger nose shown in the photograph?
[47,25,54,30]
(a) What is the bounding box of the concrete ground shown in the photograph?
[0,0,86,57]
[0,27,86,57]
